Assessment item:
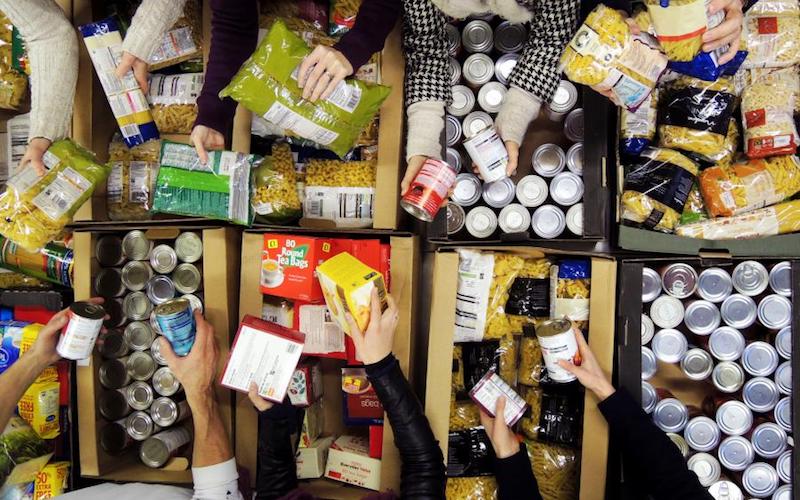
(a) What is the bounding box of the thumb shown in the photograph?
[193,135,209,165]
[494,396,507,427]
[41,313,68,337]
[248,381,272,411]
[558,359,588,379]
[345,312,365,343]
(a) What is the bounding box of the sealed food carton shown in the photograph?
[221,315,305,404]
[324,435,382,490]
[295,302,347,359]
[297,436,334,480]
[260,234,335,301]
[299,400,324,448]
[288,359,323,407]
[17,380,60,439]
[342,367,384,425]
[316,252,387,335]
[34,461,69,498]
[468,371,527,426]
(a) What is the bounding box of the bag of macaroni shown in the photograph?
[260,234,336,301]
[316,252,387,335]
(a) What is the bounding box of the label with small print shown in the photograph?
[148,73,204,105]
[403,160,457,220]
[299,305,345,355]
[464,130,508,183]
[454,250,494,342]
[291,66,362,113]
[57,311,104,360]
[149,26,197,64]
[537,330,580,382]
[264,102,339,145]
[128,162,150,203]
[468,371,527,426]
[32,168,91,221]
[680,206,780,239]
[108,162,124,203]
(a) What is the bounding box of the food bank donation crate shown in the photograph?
[73,226,240,483]
[425,247,616,500]
[235,230,419,495]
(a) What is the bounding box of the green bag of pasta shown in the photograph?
[220,19,391,158]
[251,143,302,225]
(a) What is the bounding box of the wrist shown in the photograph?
[495,440,520,459]
[594,381,616,401]
[186,387,216,409]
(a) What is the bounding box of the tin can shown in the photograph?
[743,377,780,413]
[707,481,743,500]
[446,148,463,173]
[126,411,160,442]
[641,346,658,380]
[687,453,721,487]
[773,485,791,500]
[98,330,130,359]
[150,244,178,274]
[775,450,791,484]
[549,172,583,207]
[123,291,153,321]
[140,426,192,468]
[564,108,584,142]
[642,267,662,303]
[653,398,688,433]
[122,261,153,293]
[151,397,191,428]
[494,21,526,53]
[95,268,126,298]
[641,314,655,345]
[649,295,685,329]
[515,175,548,208]
[494,53,518,86]
[721,294,758,329]
[774,327,791,359]
[124,381,154,411]
[401,158,459,222]
[465,206,498,239]
[774,397,791,433]
[498,204,531,234]
[666,433,689,458]
[546,80,579,121]
[685,416,720,452]
[122,230,153,261]
[684,300,721,335]
[464,127,508,183]
[462,20,493,54]
[709,326,746,361]
[565,143,583,175]
[446,114,463,147]
[462,111,494,139]
[99,357,132,389]
[681,348,714,380]
[757,294,792,330]
[532,143,565,178]
[172,263,202,295]
[127,351,156,381]
[768,261,791,296]
[175,232,203,264]
[104,298,126,329]
[445,23,461,56]
[56,301,106,360]
[482,177,516,208]
[742,341,779,377]
[651,329,687,364]
[448,57,462,86]
[565,203,583,236]
[713,361,745,393]
[99,389,132,420]
[477,82,507,114]
[469,12,495,21]
[96,235,125,267]
[743,462,780,497]
[732,261,769,296]
[697,267,733,303]
[535,318,579,383]
[718,436,755,472]
[773,360,791,395]
[151,337,168,366]
[446,202,466,235]
[716,400,753,436]
[463,53,494,86]
[661,263,698,299]
[146,275,176,305]
[181,293,204,314]
[150,310,162,335]
[531,204,566,239]
[100,421,133,455]
[641,381,658,413]
[155,298,196,357]
[124,321,155,352]
[153,366,182,397]
[448,85,476,117]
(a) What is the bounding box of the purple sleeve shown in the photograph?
[194,0,259,135]
[333,0,401,71]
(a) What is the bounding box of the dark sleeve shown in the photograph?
[599,389,713,500]
[495,443,542,500]
[255,401,301,499]
[366,354,447,500]
[333,0,401,71]
[583,0,632,14]
[194,0,259,135]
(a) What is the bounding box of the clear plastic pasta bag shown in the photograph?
[741,69,799,158]
[676,199,800,239]
[449,399,481,431]
[525,440,580,500]
[0,11,26,111]
[303,158,375,228]
[552,260,591,331]
[445,477,498,500]
[106,136,158,221]
[644,0,721,62]
[456,341,502,399]
[679,182,709,225]
[252,142,302,225]
[742,0,800,69]
[147,0,203,70]
[619,89,658,156]
[447,427,496,477]
[519,385,543,439]
[148,73,202,134]
[484,254,525,340]
[518,329,545,387]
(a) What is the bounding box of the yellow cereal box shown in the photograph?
[18,380,60,439]
[316,252,387,335]
[34,461,69,499]
[20,324,58,383]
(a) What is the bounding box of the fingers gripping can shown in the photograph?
[155,298,196,357]
[463,127,509,184]
[56,302,106,360]
[535,318,580,383]
[401,159,459,222]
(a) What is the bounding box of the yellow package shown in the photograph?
[20,324,58,383]
[741,69,798,158]
[520,386,543,440]
[449,400,481,431]
[446,477,498,500]
[316,252,387,334]
[18,380,60,439]
[34,461,69,499]
[644,0,717,61]
[676,199,800,239]
[525,440,579,500]
[484,254,525,340]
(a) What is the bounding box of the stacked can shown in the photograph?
[94,230,203,468]
[638,260,794,498]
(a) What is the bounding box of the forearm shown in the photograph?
[333,0,400,71]
[495,444,541,500]
[188,391,233,468]
[122,0,187,61]
[0,354,48,431]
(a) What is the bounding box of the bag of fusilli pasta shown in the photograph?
[741,69,799,158]
[147,73,202,135]
[0,10,26,110]
[742,0,800,69]
[445,477,498,500]
[252,143,303,225]
[620,89,658,156]
[303,158,375,227]
[449,399,481,431]
[525,440,579,500]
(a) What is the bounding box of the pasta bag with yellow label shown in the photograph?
[644,0,721,62]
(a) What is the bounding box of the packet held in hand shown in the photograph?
[316,252,387,335]
[468,370,527,426]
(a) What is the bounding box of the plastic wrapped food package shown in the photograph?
[329,0,362,36]
[0,270,46,289]
[0,416,51,487]
[0,235,73,287]
[505,258,552,321]
[518,333,545,387]
[452,345,465,395]
[679,183,709,226]
[676,199,800,238]
[497,333,518,386]
[449,400,481,431]
[620,89,658,156]
[741,69,799,158]
[457,342,503,399]
[106,137,159,221]
[622,148,700,232]
[742,0,800,69]
[148,73,203,134]
[552,260,591,331]
[304,159,376,227]
[148,0,203,70]
[0,11,26,110]
[484,254,525,340]
[699,155,800,217]
[708,119,739,167]
[525,440,579,500]
[520,386,543,440]
[644,0,723,61]
[252,143,302,225]
[220,20,390,158]
[445,477,498,500]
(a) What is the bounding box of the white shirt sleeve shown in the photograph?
[191,458,244,500]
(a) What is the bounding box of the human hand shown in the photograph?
[345,288,398,365]
[703,0,744,64]
[19,138,52,177]
[557,327,615,400]
[479,397,520,459]
[190,125,225,165]
[160,310,219,401]
[115,51,150,93]
[400,155,428,196]
[297,45,354,102]
[29,297,107,366]
[248,381,274,412]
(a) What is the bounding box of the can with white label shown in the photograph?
[122,230,152,261]
[565,142,583,175]
[124,291,153,321]
[642,267,662,303]
[447,85,475,117]
[718,436,755,472]
[124,321,155,351]
[549,172,584,206]
[172,263,203,295]
[462,111,494,139]
[465,206,498,239]
[732,260,769,296]
[546,80,578,121]
[515,175,548,208]
[56,302,106,360]
[448,57,462,86]
[175,232,203,264]
[153,366,182,397]
[463,126,508,183]
[401,158,459,222]
[494,21,526,53]
[697,267,733,303]
[564,108,584,142]
[452,173,482,207]
[463,53,495,87]
[462,20,493,54]
[482,177,516,208]
[447,202,466,235]
[768,261,791,296]
[532,144,565,178]
[155,298,197,357]
[446,115,463,147]
[531,205,565,239]
[534,318,579,383]
[140,426,192,468]
[565,203,583,236]
[498,204,531,234]
[494,53,518,86]
[445,24,461,56]
[757,294,792,330]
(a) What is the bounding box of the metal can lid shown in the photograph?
[448,85,476,117]
[150,244,178,274]
[751,423,788,459]
[774,361,791,395]
[122,261,153,292]
[123,291,153,321]
[173,263,202,294]
[681,348,713,380]
[564,109,584,142]
[709,326,745,362]
[653,398,688,433]
[462,20,493,53]
[666,432,689,458]
[147,276,176,306]
[531,204,566,239]
[641,313,655,345]
[99,330,129,359]
[641,346,658,380]
[774,327,791,360]
[446,202,467,235]
[150,397,178,427]
[642,267,662,303]
[463,53,494,84]
[743,377,780,413]
[549,172,584,206]
[140,435,170,468]
[687,453,721,487]
[515,175,548,208]
[742,341,779,377]
[99,358,130,389]
[661,263,698,299]
[122,230,152,261]
[478,82,507,114]
[685,416,720,452]
[462,111,493,139]
[482,177,516,208]
[445,24,460,55]
[155,297,191,317]
[126,411,154,440]
[448,57,462,86]
[697,267,733,303]
[775,450,792,484]
[713,361,745,393]
[124,321,155,351]
[153,366,182,396]
[536,317,572,338]
[716,400,753,436]
[532,144,566,177]
[772,485,791,500]
[641,381,658,414]
[498,204,531,234]
[732,261,769,296]
[494,53,518,85]
[127,351,156,381]
[774,397,791,433]
[549,80,579,113]
[652,328,688,364]
[718,436,755,472]
[446,115,463,147]
[757,294,792,330]
[649,295,685,329]
[707,481,743,500]
[566,143,583,175]
[684,300,721,335]
[465,206,498,239]
[743,462,780,497]
[565,203,583,236]
[175,232,203,263]
[494,21,526,53]
[127,381,154,411]
[72,301,106,320]
[96,236,125,267]
[768,261,791,296]
[721,294,757,329]
[446,148,463,173]
[453,174,482,206]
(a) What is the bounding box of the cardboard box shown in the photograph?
[425,248,616,500]
[324,435,382,491]
[289,359,324,407]
[74,226,239,483]
[260,234,335,301]
[295,302,347,359]
[300,400,325,448]
[317,252,387,335]
[342,367,384,426]
[297,436,335,480]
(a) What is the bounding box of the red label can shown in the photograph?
[400,159,458,222]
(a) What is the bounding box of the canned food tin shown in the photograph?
[743,377,780,413]
[494,53,518,86]
[150,244,178,274]
[774,327,791,359]
[649,295,685,329]
[773,485,791,500]
[684,300,721,335]
[757,294,792,330]
[515,175,548,208]
[564,108,584,143]
[498,204,531,234]
[681,348,714,380]
[531,205,566,239]
[743,462,780,497]
[546,80,579,121]
[445,24,461,56]
[661,263,698,299]
[452,173,482,207]
[448,57,462,86]
[774,397,791,433]
[124,321,155,352]
[151,337,168,366]
[446,203,467,235]
[181,293,203,313]
[775,450,791,484]
[96,235,125,267]
[641,346,658,380]
[465,206,498,239]
[104,298,126,328]
[172,263,203,295]
[768,261,791,296]
[153,366,182,397]
[146,275,176,305]
[95,268,125,298]
[716,400,753,436]
[464,127,508,183]
[446,148,463,173]
[463,53,494,86]
[709,326,746,362]
[774,360,791,395]
[685,416,720,452]
[494,21,526,53]
[666,433,689,458]
[127,351,156,381]
[565,143,583,175]
[124,380,154,411]
[402,158,458,221]
[446,115,463,147]
[653,398,689,433]
[99,389,131,420]
[641,314,655,345]
[565,203,583,236]
[151,397,191,428]
[532,144,566,178]
[448,85,476,117]
[642,381,658,413]
[126,411,160,441]
[100,421,133,455]
[56,302,106,360]
[99,357,132,389]
[121,261,153,292]
[652,329,688,364]
[549,172,583,206]
[155,298,196,357]
[469,12,495,21]
[98,330,130,359]
[687,453,721,487]
[175,232,203,264]
[477,82,507,114]
[718,436,755,472]
[122,230,153,261]
[535,318,579,383]
[642,267,662,303]
[462,20,493,54]
[721,294,758,329]
[742,341,779,377]
[697,267,733,303]
[732,261,769,296]
[707,481,743,500]
[462,111,494,139]
[124,291,153,321]
[713,361,746,393]
[482,177,516,208]
[151,310,162,334]
[751,423,788,459]
[140,426,192,469]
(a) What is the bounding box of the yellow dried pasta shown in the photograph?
[518,335,544,387]
[483,254,525,340]
[498,333,518,386]
[520,386,543,440]
[446,477,498,500]
[0,10,26,110]
[741,69,798,158]
[449,400,481,431]
[676,199,800,239]
[644,0,715,62]
[742,0,800,69]
[526,440,579,500]
[106,138,158,221]
[306,159,376,187]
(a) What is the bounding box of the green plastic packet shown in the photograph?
[220,19,391,158]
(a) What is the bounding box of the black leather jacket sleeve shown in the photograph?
[366,354,447,499]
[256,402,303,500]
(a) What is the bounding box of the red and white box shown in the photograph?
[468,370,527,426]
[289,359,324,407]
[324,435,382,490]
[220,315,305,403]
[296,435,334,479]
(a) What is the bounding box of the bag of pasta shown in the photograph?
[644,0,721,61]
[620,89,659,156]
[148,0,203,70]
[699,155,800,217]
[0,140,110,252]
[676,199,800,239]
[220,20,391,158]
[520,386,543,440]
[497,333,518,386]
[551,260,590,331]
[447,427,495,477]
[457,341,501,398]
[446,477,498,500]
[304,158,375,228]
[622,148,699,232]
[484,254,525,340]
[148,73,202,134]
[680,182,709,225]
[742,0,800,69]
[741,70,799,158]
[329,0,361,36]
[525,440,579,500]
[106,136,158,221]
[0,11,26,111]
[505,258,551,319]
[708,119,739,167]
[518,326,545,386]
[449,400,481,431]
[252,143,302,225]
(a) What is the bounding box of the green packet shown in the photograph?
[220,19,391,158]
[152,141,254,226]
[680,182,709,226]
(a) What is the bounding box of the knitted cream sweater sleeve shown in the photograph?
[122,0,187,61]
[0,0,77,142]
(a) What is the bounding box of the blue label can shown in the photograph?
[154,299,196,357]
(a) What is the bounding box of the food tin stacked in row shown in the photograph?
[639,261,793,499]
[92,230,205,468]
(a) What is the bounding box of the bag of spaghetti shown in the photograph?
[106,136,159,221]
[676,199,800,239]
[221,20,391,158]
[0,140,110,252]
[525,440,579,500]
[742,0,800,69]
[699,155,800,217]
[147,73,202,134]
[148,0,203,70]
[550,260,590,331]
[559,4,667,111]
[304,158,375,228]
[741,70,799,158]
[620,89,658,156]
[252,142,302,225]
[658,76,737,160]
